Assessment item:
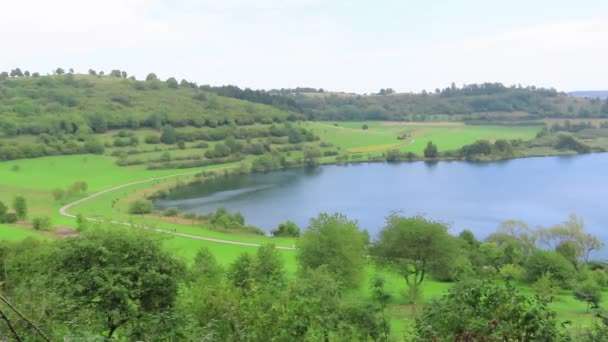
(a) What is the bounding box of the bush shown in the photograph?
[128,199,153,215]
[4,212,17,223]
[499,263,527,282]
[414,280,566,341]
[32,216,53,231]
[144,135,161,144]
[163,207,180,217]
[271,220,301,237]
[525,250,576,287]
[574,279,602,312]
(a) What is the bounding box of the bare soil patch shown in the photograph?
[55,226,78,238]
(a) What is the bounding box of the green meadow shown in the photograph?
[305,121,541,154]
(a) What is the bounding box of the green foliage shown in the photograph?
[303,146,322,166]
[297,213,368,289]
[128,199,153,215]
[75,213,88,232]
[190,246,223,282]
[3,212,18,223]
[0,74,298,162]
[251,153,286,172]
[370,276,391,341]
[413,280,567,341]
[525,250,576,286]
[534,272,558,303]
[423,140,438,158]
[160,125,177,144]
[32,216,52,231]
[163,207,180,217]
[0,201,7,223]
[554,133,591,153]
[289,83,593,121]
[12,196,27,220]
[372,215,455,289]
[166,77,179,89]
[50,229,185,338]
[574,279,602,312]
[271,220,300,237]
[51,181,88,201]
[499,263,527,282]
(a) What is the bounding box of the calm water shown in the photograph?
[156,154,608,242]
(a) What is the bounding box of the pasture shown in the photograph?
[305,121,541,154]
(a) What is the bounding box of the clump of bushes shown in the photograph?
[32,216,53,231]
[128,199,153,215]
[163,207,180,217]
[271,220,301,237]
[206,208,264,235]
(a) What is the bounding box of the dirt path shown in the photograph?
[58,168,296,251]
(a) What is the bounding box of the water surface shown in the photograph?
[156,154,608,243]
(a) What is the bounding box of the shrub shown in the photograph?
[525,250,575,287]
[144,135,161,144]
[128,199,153,215]
[163,207,180,217]
[271,220,301,237]
[4,213,17,223]
[499,263,527,282]
[32,216,53,231]
[414,280,566,341]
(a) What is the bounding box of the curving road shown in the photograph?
[58,169,296,250]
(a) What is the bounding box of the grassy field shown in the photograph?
[305,121,541,155]
[0,224,50,241]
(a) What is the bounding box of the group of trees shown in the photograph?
[288,83,605,121]
[0,196,27,224]
[0,134,104,161]
[0,211,607,339]
[0,225,385,340]
[0,72,305,162]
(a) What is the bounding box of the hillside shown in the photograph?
[0,74,319,165]
[274,83,607,121]
[0,74,301,136]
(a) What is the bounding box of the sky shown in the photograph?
[0,0,606,93]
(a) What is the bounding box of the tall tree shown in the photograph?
[12,196,27,220]
[424,141,438,158]
[297,213,368,289]
[372,215,455,293]
[50,229,184,338]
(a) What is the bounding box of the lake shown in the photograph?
[156,153,608,242]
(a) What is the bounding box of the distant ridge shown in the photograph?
[569,90,608,99]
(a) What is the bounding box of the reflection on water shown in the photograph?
[156,154,608,254]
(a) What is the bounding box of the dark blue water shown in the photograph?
[156,154,608,243]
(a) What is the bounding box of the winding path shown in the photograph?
[59,169,296,250]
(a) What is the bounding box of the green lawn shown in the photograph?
[305,121,541,155]
[0,224,50,241]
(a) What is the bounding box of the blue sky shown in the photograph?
[1,0,606,93]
